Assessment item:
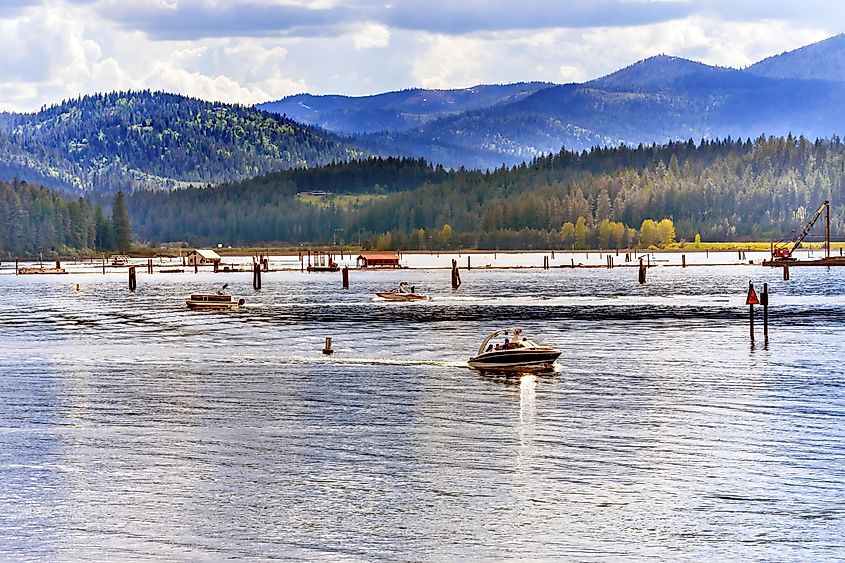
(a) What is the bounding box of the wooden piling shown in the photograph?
[213,260,219,273]
[451,259,461,289]
[128,266,137,291]
[762,282,769,340]
[638,258,646,284]
[467,255,471,270]
[682,254,686,268]
[543,256,549,270]
[783,266,790,281]
[322,337,334,355]
[342,266,349,289]
[571,258,575,268]
[15,257,19,275]
[148,258,153,274]
[551,250,555,259]
[253,262,262,290]
[102,257,106,274]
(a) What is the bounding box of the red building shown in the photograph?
[356,252,402,269]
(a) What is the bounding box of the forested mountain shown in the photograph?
[0,91,365,194]
[257,83,552,134]
[122,135,845,250]
[257,35,845,169]
[748,34,845,81]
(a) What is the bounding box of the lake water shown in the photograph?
[1,253,844,560]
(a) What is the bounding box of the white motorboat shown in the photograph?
[468,328,561,369]
[376,281,429,301]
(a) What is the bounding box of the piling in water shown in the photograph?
[762,282,769,340]
[638,258,646,284]
[15,258,19,275]
[451,259,461,289]
[253,262,262,290]
[467,256,471,270]
[322,337,334,355]
[682,254,686,268]
[783,266,790,281]
[128,266,137,291]
[342,266,349,289]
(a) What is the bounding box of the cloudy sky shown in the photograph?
[0,0,842,112]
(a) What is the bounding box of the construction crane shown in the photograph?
[772,200,830,260]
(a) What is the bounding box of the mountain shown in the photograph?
[257,83,553,134]
[748,34,845,81]
[0,90,365,193]
[588,55,733,92]
[256,36,845,169]
[359,63,845,168]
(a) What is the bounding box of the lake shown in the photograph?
[1,253,844,560]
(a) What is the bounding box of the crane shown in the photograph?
[772,200,830,260]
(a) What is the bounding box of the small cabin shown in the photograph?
[357,252,401,269]
[187,249,221,266]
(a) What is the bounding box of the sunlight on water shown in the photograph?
[1,259,844,559]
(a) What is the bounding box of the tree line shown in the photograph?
[5,134,845,254]
[0,180,131,258]
[129,135,845,249]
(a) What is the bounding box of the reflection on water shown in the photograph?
[1,263,845,559]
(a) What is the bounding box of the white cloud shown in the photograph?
[0,0,840,112]
[352,21,391,49]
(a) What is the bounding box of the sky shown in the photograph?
[0,0,842,112]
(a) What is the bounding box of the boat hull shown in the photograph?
[186,299,244,310]
[376,292,429,301]
[468,349,561,369]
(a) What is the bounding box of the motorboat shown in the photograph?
[468,328,561,369]
[376,281,429,301]
[186,284,245,310]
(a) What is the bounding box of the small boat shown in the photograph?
[186,284,245,310]
[17,267,67,275]
[376,282,429,301]
[468,328,561,369]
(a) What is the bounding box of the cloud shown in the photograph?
[0,0,841,113]
[352,21,390,49]
[86,0,695,41]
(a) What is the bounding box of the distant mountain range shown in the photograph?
[0,91,364,193]
[3,34,845,193]
[261,34,845,169]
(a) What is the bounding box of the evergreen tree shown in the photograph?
[112,191,132,254]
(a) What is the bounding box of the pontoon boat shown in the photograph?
[376,282,429,301]
[186,284,245,310]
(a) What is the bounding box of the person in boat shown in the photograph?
[485,344,493,353]
[503,337,510,348]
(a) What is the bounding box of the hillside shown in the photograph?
[748,34,845,81]
[122,136,845,250]
[0,91,366,193]
[257,83,554,134]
